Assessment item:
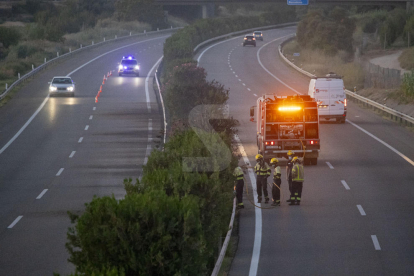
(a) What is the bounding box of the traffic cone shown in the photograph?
[102,77,105,84]
[95,96,98,103]
[110,71,112,76]
[99,85,102,92]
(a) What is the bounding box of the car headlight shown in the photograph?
[119,65,123,70]
[49,86,57,92]
[124,66,127,69]
[67,86,74,92]
[135,65,140,70]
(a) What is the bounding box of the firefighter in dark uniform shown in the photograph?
[254,154,271,203]
[286,150,294,203]
[233,166,245,209]
[270,158,282,206]
[289,156,304,205]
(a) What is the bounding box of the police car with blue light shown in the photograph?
[118,56,140,77]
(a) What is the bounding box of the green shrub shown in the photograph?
[403,14,414,47]
[402,71,414,97]
[399,46,414,70]
[379,8,408,47]
[0,27,21,48]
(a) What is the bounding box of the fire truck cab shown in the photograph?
[250,94,320,165]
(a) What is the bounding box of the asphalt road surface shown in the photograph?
[0,32,170,275]
[197,26,414,276]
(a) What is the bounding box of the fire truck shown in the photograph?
[250,94,320,165]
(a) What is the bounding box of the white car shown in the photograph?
[308,72,347,123]
[49,76,75,97]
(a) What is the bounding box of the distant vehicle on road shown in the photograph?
[48,76,75,97]
[118,56,140,77]
[253,31,263,41]
[308,72,347,123]
[243,35,256,47]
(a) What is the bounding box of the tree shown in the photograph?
[115,0,166,28]
[0,27,21,48]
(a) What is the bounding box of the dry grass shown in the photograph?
[283,40,365,90]
[64,19,151,47]
[399,47,414,70]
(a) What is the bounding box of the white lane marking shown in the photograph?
[93,107,96,111]
[0,36,169,156]
[247,88,251,91]
[0,96,50,155]
[143,119,152,165]
[69,151,76,158]
[85,125,89,130]
[355,116,359,117]
[197,35,242,64]
[67,36,168,76]
[238,79,241,81]
[145,56,163,113]
[253,93,258,97]
[326,162,334,169]
[341,180,350,190]
[234,135,261,276]
[56,168,64,176]
[89,115,93,120]
[36,189,48,199]
[78,137,83,143]
[235,75,238,77]
[357,205,366,216]
[233,72,236,74]
[347,119,414,167]
[257,34,302,95]
[242,83,246,86]
[8,216,23,229]
[371,235,381,250]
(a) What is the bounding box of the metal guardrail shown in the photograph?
[278,36,414,126]
[0,27,181,101]
[193,22,298,54]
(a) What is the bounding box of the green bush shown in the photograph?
[380,8,408,47]
[0,27,21,48]
[402,71,414,97]
[403,14,414,47]
[399,46,414,70]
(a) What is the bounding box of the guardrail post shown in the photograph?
[171,26,173,29]
[5,83,7,90]
[92,41,94,45]
[80,44,82,48]
[32,64,34,70]
[115,35,117,39]
[57,52,59,57]
[104,37,106,42]
[130,32,132,36]
[144,30,146,34]
[69,47,71,53]
[18,73,20,79]
[44,58,46,63]
[157,28,159,31]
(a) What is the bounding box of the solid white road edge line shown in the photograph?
[347,119,414,167]
[234,135,262,276]
[341,180,350,190]
[56,168,64,176]
[326,162,334,169]
[357,205,366,216]
[145,56,163,113]
[257,34,302,95]
[7,216,23,229]
[0,36,169,157]
[78,137,83,143]
[197,35,242,64]
[371,235,381,250]
[143,119,152,165]
[36,189,48,199]
[69,151,76,158]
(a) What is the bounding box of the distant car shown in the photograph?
[118,56,139,76]
[253,31,263,41]
[49,76,75,97]
[243,35,256,47]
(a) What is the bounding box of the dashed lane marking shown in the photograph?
[89,115,93,120]
[56,168,64,176]
[85,125,89,131]
[69,151,76,158]
[7,216,23,229]
[253,93,258,97]
[36,189,48,199]
[326,162,334,169]
[341,180,350,190]
[371,235,381,250]
[357,205,366,216]
[242,83,246,86]
[78,137,83,143]
[93,107,96,111]
[248,88,251,91]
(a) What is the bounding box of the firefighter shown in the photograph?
[233,166,245,209]
[254,154,271,203]
[286,150,294,203]
[270,158,281,206]
[289,156,304,205]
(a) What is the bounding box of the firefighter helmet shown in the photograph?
[270,158,279,164]
[292,156,299,162]
[287,150,294,156]
[255,154,263,160]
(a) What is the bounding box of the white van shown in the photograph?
[307,73,347,123]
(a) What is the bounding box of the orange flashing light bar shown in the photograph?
[278,106,302,111]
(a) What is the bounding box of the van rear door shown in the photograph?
[328,79,345,116]
[314,79,330,115]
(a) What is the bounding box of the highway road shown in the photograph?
[0,32,170,275]
[197,26,414,275]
